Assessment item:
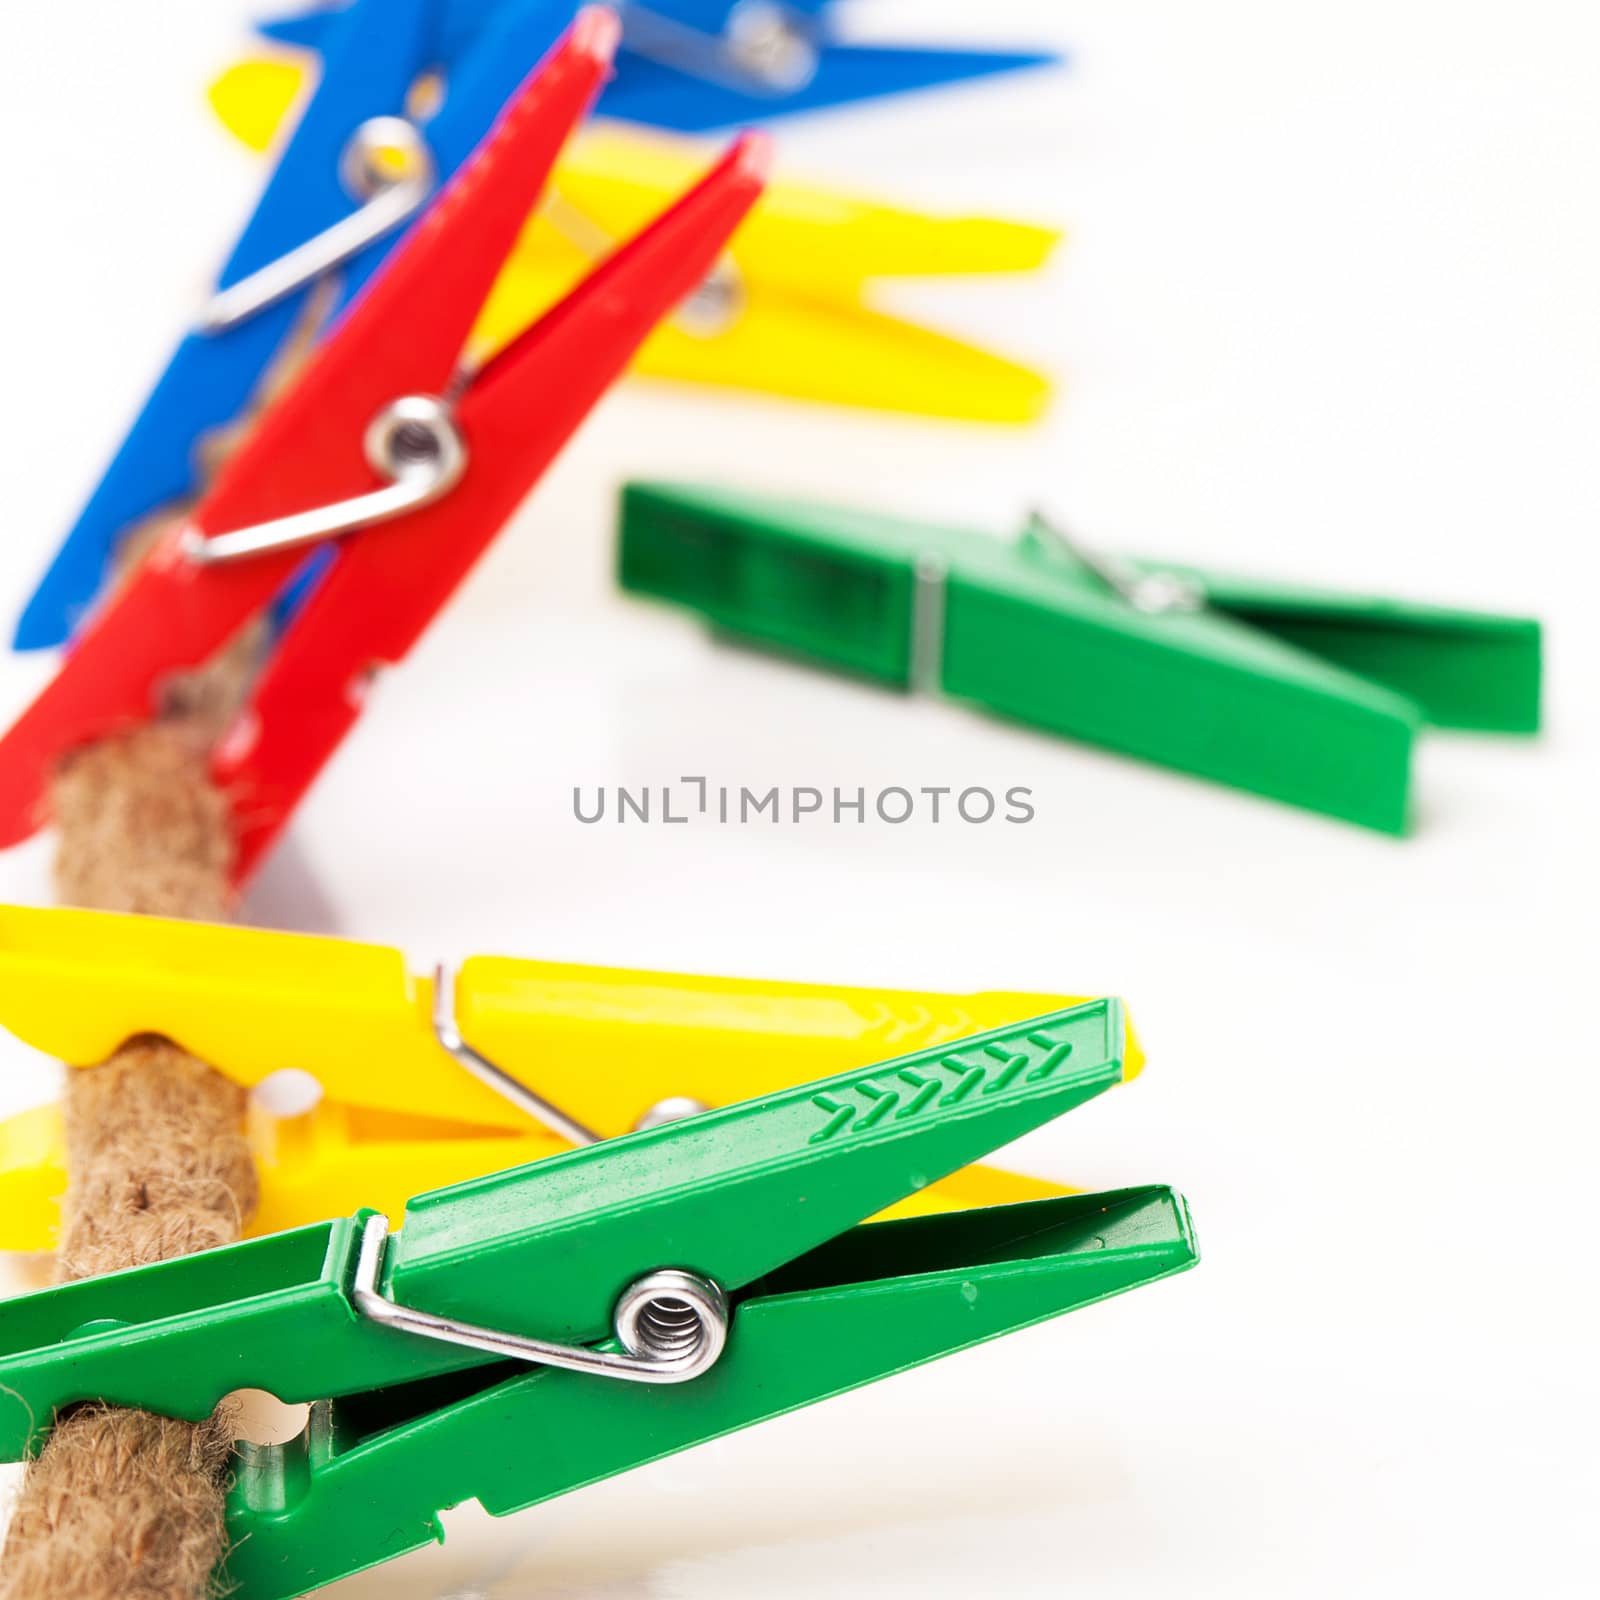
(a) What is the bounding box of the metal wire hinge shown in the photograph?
[429,964,601,1146]
[428,964,710,1141]
[182,395,467,566]
[1026,508,1207,616]
[200,117,436,335]
[351,1212,729,1384]
[543,190,746,338]
[908,552,949,695]
[616,2,818,95]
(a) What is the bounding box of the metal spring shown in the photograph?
[352,1217,729,1384]
[615,1270,729,1372]
[631,1296,707,1359]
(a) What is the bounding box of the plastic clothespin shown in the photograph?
[255,0,1059,133]
[0,902,1143,1247]
[0,21,767,884]
[209,72,1060,421]
[0,997,1196,1600]
[617,482,1543,834]
[14,0,597,652]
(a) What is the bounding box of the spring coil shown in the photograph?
[632,1296,705,1359]
[615,1270,729,1375]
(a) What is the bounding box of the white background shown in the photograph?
[2,2,1598,1594]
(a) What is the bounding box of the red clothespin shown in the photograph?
[0,9,767,884]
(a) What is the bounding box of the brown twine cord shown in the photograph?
[0,640,268,1599]
[3,1024,249,1600]
[50,727,235,924]
[0,1408,237,1600]
[0,724,255,1600]
[0,285,324,1599]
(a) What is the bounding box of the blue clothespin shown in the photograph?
[258,1,1061,134]
[13,0,572,651]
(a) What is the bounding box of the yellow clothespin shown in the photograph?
[0,905,1141,1250]
[209,59,1060,421]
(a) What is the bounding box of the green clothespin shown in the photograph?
[0,1000,1196,1600]
[617,482,1542,833]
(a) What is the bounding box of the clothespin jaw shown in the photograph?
[0,1000,1194,1597]
[226,1190,1192,1600]
[0,26,767,883]
[1140,565,1542,734]
[254,1,1061,132]
[0,902,1140,1248]
[616,482,1542,834]
[205,68,1060,422]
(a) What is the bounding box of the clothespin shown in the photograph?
[253,0,1059,133]
[493,127,1055,418]
[0,996,1195,1599]
[0,20,767,884]
[617,482,1543,833]
[209,76,1060,421]
[15,0,598,651]
[0,902,1139,1247]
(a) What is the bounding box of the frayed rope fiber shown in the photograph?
[0,724,257,1600]
[0,1409,236,1600]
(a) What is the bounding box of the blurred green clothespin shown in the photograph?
[618,482,1541,833]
